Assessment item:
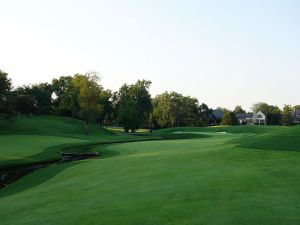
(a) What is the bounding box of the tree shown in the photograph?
[98,89,113,125]
[151,92,210,128]
[13,83,53,114]
[118,100,139,132]
[0,70,12,96]
[72,73,104,133]
[58,83,80,118]
[233,105,246,114]
[51,76,73,109]
[198,103,213,126]
[13,95,37,115]
[222,111,238,125]
[116,80,152,131]
[151,92,179,128]
[0,70,13,118]
[294,105,300,110]
[282,105,293,126]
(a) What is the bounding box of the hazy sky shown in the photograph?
[1,0,300,110]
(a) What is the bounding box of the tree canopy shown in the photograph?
[222,111,238,125]
[151,92,212,128]
[282,105,293,126]
[115,80,152,132]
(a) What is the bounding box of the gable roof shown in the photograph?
[212,109,224,119]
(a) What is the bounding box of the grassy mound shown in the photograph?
[0,116,128,169]
[237,125,300,152]
[0,115,110,138]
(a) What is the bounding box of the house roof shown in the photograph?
[235,113,253,120]
[212,109,224,119]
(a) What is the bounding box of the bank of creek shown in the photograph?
[0,151,100,189]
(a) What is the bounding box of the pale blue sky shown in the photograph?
[1,0,300,110]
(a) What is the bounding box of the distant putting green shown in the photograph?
[1,117,300,225]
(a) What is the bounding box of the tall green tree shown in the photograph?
[282,105,293,126]
[116,80,152,131]
[51,76,73,109]
[0,70,12,96]
[151,92,178,128]
[58,83,80,118]
[118,100,139,132]
[72,73,104,133]
[233,105,246,114]
[198,103,213,126]
[13,83,53,114]
[151,92,209,128]
[222,111,238,125]
[0,70,13,118]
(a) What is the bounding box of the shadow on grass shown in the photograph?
[0,161,84,198]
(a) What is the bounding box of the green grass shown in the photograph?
[0,116,159,169]
[1,118,300,224]
[0,115,111,138]
[0,135,87,168]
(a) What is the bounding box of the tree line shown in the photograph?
[0,70,215,132]
[0,70,298,132]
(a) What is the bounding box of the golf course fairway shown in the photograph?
[1,116,300,225]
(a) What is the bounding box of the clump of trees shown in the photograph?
[151,92,213,128]
[115,80,152,132]
[0,71,112,133]
[0,70,217,132]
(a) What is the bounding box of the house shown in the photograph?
[235,113,253,125]
[294,108,300,123]
[236,111,267,125]
[212,109,224,120]
[253,111,267,125]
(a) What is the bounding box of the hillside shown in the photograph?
[0,116,152,169]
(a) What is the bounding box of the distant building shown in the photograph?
[211,109,224,125]
[212,109,224,120]
[235,113,253,125]
[236,111,267,125]
[294,108,300,124]
[253,111,267,125]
